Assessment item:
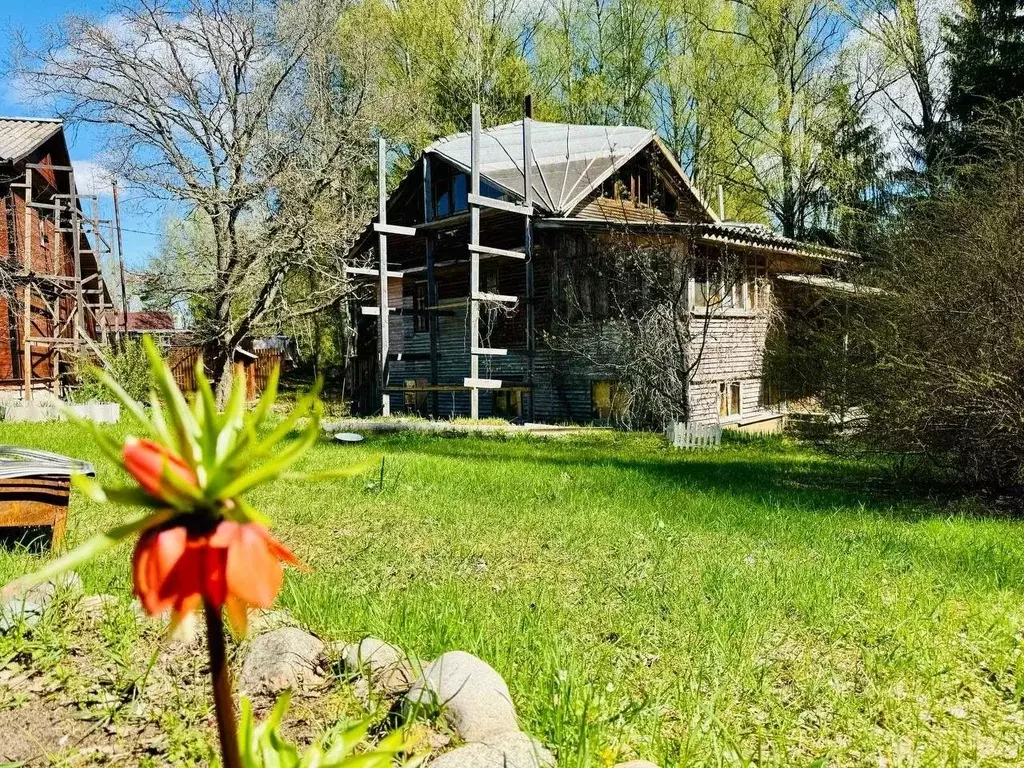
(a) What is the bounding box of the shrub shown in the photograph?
[855,112,1024,491]
[72,339,151,403]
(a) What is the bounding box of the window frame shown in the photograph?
[718,381,744,419]
[412,282,428,333]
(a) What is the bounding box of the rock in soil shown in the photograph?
[427,731,555,768]
[249,608,297,635]
[79,594,120,622]
[239,627,327,696]
[405,651,518,741]
[0,571,83,632]
[341,637,415,696]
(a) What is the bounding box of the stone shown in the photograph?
[79,594,120,622]
[0,572,83,632]
[427,732,555,768]
[405,651,518,741]
[248,609,297,635]
[238,628,327,696]
[342,637,415,696]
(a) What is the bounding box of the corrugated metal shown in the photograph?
[0,118,62,163]
[425,121,652,215]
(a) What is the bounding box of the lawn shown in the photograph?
[2,422,1024,766]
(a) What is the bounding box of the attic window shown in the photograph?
[429,160,506,220]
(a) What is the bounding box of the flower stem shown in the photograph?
[204,600,243,768]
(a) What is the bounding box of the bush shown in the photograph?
[72,338,152,404]
[855,113,1024,491]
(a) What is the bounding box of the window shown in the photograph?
[404,379,428,414]
[693,256,768,312]
[493,389,521,420]
[718,381,742,418]
[413,283,428,333]
[429,159,507,220]
[433,176,451,218]
[592,380,628,421]
[453,173,468,211]
[694,262,722,310]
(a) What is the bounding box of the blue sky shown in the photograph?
[1,0,164,271]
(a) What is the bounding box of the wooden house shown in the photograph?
[344,116,852,430]
[0,117,112,399]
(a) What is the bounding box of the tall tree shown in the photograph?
[338,0,535,155]
[13,0,370,395]
[844,0,951,175]
[945,0,1024,147]
[715,0,848,237]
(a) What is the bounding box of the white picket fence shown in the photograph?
[666,421,722,450]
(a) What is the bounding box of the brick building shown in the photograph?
[0,117,112,399]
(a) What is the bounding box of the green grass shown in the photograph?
[2,423,1024,766]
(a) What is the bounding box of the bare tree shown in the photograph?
[12,0,371,396]
[543,230,760,428]
[842,0,951,176]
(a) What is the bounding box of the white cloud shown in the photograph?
[71,158,115,197]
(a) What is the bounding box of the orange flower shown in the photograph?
[132,521,301,634]
[123,437,198,502]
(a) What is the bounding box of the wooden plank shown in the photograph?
[387,352,435,362]
[467,193,532,217]
[360,306,395,317]
[473,291,518,304]
[377,138,391,417]
[374,222,418,237]
[467,244,526,260]
[469,104,482,418]
[345,265,403,278]
[471,347,508,356]
[463,377,502,389]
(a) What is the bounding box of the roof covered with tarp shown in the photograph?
[425,120,711,217]
[0,117,63,164]
[775,273,884,295]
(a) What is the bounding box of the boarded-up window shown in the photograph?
[718,381,742,418]
[592,380,627,421]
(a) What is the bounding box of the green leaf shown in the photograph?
[143,335,200,462]
[249,364,280,430]
[70,475,163,508]
[1,509,174,597]
[214,422,320,500]
[92,366,156,434]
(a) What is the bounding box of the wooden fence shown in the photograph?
[166,345,284,401]
[666,422,722,450]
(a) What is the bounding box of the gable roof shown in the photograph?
[0,117,63,164]
[425,120,716,219]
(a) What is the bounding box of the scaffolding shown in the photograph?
[350,101,536,420]
[3,161,118,400]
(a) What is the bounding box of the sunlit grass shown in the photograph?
[2,422,1023,766]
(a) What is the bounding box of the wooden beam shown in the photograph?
[473,292,517,304]
[374,222,418,237]
[463,377,502,389]
[467,244,526,260]
[468,104,481,417]
[22,166,33,401]
[471,346,508,356]
[467,193,532,217]
[345,265,403,279]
